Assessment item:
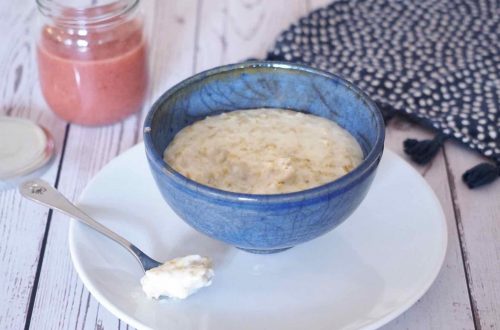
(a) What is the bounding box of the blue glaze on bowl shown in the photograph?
[144,61,385,253]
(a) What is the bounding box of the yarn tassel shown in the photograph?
[462,163,500,189]
[403,133,446,165]
[266,52,285,61]
[375,101,397,124]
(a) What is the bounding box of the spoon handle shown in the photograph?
[19,179,159,271]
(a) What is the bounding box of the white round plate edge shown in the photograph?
[69,224,151,330]
[355,150,448,330]
[68,144,153,330]
[68,143,448,330]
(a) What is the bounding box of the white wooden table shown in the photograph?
[1,1,499,329]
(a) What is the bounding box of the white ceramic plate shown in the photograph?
[69,143,447,330]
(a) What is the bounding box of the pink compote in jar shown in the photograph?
[36,0,147,125]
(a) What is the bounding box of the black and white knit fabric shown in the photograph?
[267,0,500,188]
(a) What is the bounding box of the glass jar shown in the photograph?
[36,0,148,125]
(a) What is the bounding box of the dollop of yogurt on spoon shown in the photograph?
[140,255,214,299]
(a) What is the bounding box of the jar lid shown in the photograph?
[0,116,55,190]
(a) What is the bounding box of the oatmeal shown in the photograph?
[140,255,214,300]
[164,108,363,194]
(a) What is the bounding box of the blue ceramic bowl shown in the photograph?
[144,61,385,253]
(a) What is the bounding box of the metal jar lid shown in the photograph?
[0,116,55,190]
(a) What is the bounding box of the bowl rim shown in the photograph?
[143,61,385,203]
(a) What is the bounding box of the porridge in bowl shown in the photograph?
[145,62,385,253]
[164,108,363,194]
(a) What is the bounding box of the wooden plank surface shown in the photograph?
[139,0,200,128]
[444,143,500,330]
[0,0,499,329]
[0,1,68,329]
[195,0,308,72]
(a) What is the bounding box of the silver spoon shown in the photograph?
[19,179,161,272]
